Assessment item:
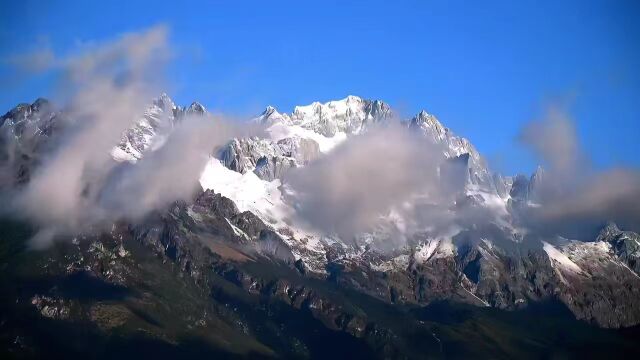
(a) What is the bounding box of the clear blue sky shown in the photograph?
[1,0,638,175]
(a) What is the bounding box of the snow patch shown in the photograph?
[199,158,329,273]
[414,239,439,263]
[225,218,250,240]
[266,122,347,153]
[542,241,583,274]
[460,284,490,307]
[199,158,288,226]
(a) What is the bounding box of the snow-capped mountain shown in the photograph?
[205,96,640,327]
[110,93,178,162]
[2,94,640,331]
[111,93,207,162]
[203,96,510,268]
[256,95,393,137]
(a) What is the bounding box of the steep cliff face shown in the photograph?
[218,136,320,181]
[111,93,207,162]
[0,98,62,187]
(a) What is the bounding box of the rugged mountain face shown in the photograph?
[596,222,640,274]
[0,98,62,187]
[7,197,639,359]
[408,110,493,190]
[1,95,640,358]
[255,95,393,137]
[204,95,640,329]
[111,93,207,162]
[218,136,320,181]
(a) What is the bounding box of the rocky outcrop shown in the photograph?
[254,155,296,181]
[219,136,320,180]
[508,166,546,209]
[276,137,320,165]
[597,222,640,274]
[0,98,61,187]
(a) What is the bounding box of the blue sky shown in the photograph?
[1,0,638,175]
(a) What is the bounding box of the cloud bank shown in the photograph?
[284,124,465,244]
[5,26,257,248]
[285,105,640,246]
[518,106,640,235]
[3,27,637,249]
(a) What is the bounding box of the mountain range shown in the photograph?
[1,94,639,359]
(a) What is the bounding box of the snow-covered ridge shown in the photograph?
[111,93,207,162]
[256,95,393,137]
[251,95,495,188]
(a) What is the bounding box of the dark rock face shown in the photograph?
[321,222,640,329]
[185,101,206,115]
[509,174,530,203]
[254,155,296,181]
[276,137,320,165]
[364,99,392,119]
[0,98,62,187]
[527,166,545,202]
[218,138,255,174]
[193,189,239,219]
[492,173,512,198]
[134,189,294,272]
[2,188,640,358]
[4,219,638,359]
[257,229,296,264]
[230,211,269,238]
[508,166,546,211]
[597,222,640,274]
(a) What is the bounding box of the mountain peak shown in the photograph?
[187,101,206,114]
[1,98,53,127]
[153,93,176,111]
[261,105,279,117]
[342,95,363,103]
[413,109,437,122]
[32,98,51,110]
[256,105,288,125]
[409,110,446,137]
[597,222,622,242]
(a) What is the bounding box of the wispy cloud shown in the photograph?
[5,25,258,248]
[284,124,464,244]
[518,106,640,235]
